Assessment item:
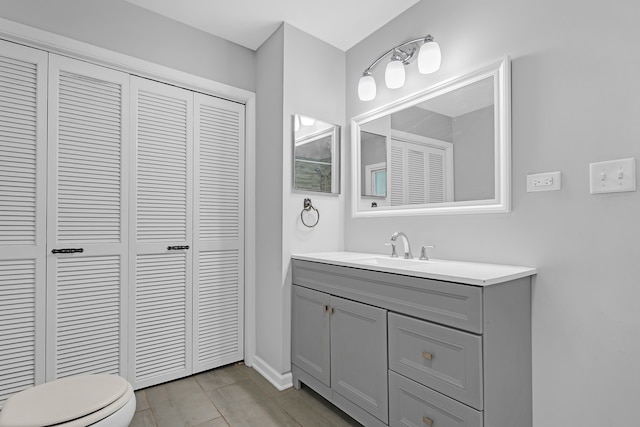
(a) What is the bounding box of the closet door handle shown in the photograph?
[52,248,84,254]
[167,245,190,251]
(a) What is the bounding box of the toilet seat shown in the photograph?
[0,374,134,427]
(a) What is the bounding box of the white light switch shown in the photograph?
[589,158,636,194]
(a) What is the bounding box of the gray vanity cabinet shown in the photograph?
[292,257,533,427]
[292,285,389,425]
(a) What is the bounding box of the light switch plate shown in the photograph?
[589,158,636,194]
[527,171,561,192]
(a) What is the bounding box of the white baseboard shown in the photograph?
[250,355,293,391]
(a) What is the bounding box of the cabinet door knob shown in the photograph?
[329,307,334,315]
[322,304,328,312]
[423,416,434,426]
[422,351,433,360]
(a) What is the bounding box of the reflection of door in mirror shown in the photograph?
[389,131,453,205]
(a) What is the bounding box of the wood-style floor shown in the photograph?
[130,363,362,427]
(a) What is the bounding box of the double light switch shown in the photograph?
[589,158,636,194]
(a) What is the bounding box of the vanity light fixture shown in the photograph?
[300,116,315,126]
[294,115,316,131]
[357,35,441,101]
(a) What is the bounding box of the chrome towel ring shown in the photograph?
[301,198,320,228]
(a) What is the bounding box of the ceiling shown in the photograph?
[124,0,420,51]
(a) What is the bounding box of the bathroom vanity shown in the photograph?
[291,252,536,427]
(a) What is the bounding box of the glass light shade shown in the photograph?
[385,60,405,89]
[418,41,441,74]
[300,116,315,126]
[358,74,376,101]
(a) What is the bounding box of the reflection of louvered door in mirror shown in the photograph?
[129,76,193,389]
[389,138,453,205]
[193,93,245,373]
[0,40,47,407]
[46,55,129,382]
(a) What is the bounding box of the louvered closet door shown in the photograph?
[407,147,427,204]
[46,55,129,381]
[0,40,47,406]
[427,150,446,203]
[389,144,404,206]
[193,93,244,372]
[390,139,449,205]
[130,77,193,388]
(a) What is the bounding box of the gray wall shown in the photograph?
[345,1,640,426]
[452,106,495,201]
[280,23,346,374]
[0,0,255,91]
[255,23,345,377]
[255,24,285,373]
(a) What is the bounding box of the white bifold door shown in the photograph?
[193,93,244,373]
[46,55,130,381]
[130,77,194,388]
[0,39,245,400]
[130,78,244,388]
[0,40,47,406]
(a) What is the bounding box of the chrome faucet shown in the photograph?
[390,232,413,259]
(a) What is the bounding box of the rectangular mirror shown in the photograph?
[352,57,510,216]
[293,114,340,194]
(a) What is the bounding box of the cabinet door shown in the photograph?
[193,93,245,372]
[291,285,331,386]
[330,296,388,422]
[46,55,129,381]
[0,40,47,406]
[130,77,193,388]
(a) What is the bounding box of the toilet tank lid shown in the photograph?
[0,374,130,427]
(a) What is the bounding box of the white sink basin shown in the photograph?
[291,252,537,286]
[350,256,433,268]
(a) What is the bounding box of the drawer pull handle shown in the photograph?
[422,351,433,360]
[423,416,434,426]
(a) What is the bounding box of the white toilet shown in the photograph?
[0,374,136,427]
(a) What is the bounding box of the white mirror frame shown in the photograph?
[351,56,511,217]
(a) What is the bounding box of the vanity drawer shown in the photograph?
[389,371,483,427]
[389,313,483,410]
[292,260,483,333]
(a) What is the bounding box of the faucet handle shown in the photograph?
[419,245,435,261]
[384,242,398,258]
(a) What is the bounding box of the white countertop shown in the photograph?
[292,251,536,286]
